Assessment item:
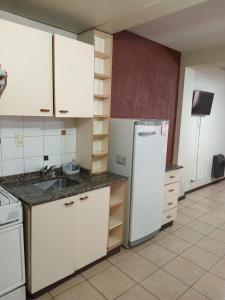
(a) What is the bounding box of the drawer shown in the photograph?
[163,195,178,211]
[162,208,177,225]
[164,182,179,198]
[165,169,181,185]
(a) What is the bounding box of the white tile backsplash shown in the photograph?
[24,136,43,158]
[1,138,24,160]
[0,116,76,176]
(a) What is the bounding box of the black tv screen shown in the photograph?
[192,90,214,115]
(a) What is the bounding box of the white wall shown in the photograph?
[0,117,76,176]
[177,67,225,194]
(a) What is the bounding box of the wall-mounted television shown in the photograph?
[192,90,214,116]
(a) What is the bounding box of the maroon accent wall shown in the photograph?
[111,31,181,164]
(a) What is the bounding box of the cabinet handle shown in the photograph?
[169,175,175,179]
[59,110,69,113]
[40,109,50,112]
[166,215,172,219]
[80,196,88,201]
[169,189,174,192]
[168,202,173,205]
[64,201,74,206]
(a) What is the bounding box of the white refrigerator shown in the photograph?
[109,119,169,247]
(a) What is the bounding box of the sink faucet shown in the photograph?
[41,165,56,178]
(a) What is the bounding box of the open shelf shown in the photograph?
[94,72,110,80]
[92,151,108,158]
[110,197,124,208]
[93,133,108,138]
[93,118,109,135]
[93,115,110,118]
[109,216,122,230]
[108,235,122,251]
[95,50,110,59]
[94,94,109,100]
[92,155,108,174]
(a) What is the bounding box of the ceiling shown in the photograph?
[130,0,225,52]
[0,0,207,34]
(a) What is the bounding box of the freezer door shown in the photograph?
[0,224,25,297]
[129,123,168,243]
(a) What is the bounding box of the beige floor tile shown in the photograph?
[190,202,214,213]
[151,230,169,242]
[34,293,53,300]
[132,239,154,252]
[194,189,217,198]
[208,192,225,202]
[210,209,225,220]
[116,285,158,300]
[193,272,225,300]
[175,214,195,225]
[165,223,182,233]
[181,245,219,270]
[178,288,210,300]
[115,253,157,282]
[50,275,84,297]
[162,256,205,285]
[108,247,133,264]
[209,228,225,243]
[179,207,204,219]
[211,257,225,280]
[219,222,225,230]
[186,220,216,235]
[138,243,176,267]
[140,269,188,300]
[199,198,222,209]
[81,260,111,279]
[196,236,225,257]
[185,193,204,202]
[54,281,105,300]
[156,234,192,254]
[199,214,225,227]
[88,266,136,300]
[172,227,204,244]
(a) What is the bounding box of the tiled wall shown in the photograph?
[0,117,76,176]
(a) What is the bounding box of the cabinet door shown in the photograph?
[31,197,76,293]
[75,187,110,270]
[0,19,53,116]
[54,34,94,118]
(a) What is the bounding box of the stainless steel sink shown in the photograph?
[34,178,80,191]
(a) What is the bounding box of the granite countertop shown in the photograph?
[166,164,183,172]
[0,170,127,207]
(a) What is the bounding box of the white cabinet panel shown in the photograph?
[0,19,53,116]
[54,34,94,118]
[31,197,76,293]
[75,187,110,269]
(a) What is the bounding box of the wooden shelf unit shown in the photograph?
[77,30,113,175]
[107,182,126,252]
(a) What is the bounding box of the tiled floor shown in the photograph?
[35,181,225,300]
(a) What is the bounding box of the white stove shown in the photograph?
[0,186,23,229]
[0,186,25,300]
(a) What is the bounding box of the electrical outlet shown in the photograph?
[15,134,24,147]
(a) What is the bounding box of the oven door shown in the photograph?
[0,224,25,297]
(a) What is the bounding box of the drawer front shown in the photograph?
[165,170,181,185]
[163,195,178,211]
[162,208,177,225]
[164,182,179,198]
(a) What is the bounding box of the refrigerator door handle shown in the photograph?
[138,131,156,136]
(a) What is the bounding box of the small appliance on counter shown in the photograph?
[0,186,26,300]
[109,119,169,248]
[62,159,80,175]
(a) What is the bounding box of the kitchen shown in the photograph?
[1,1,225,300]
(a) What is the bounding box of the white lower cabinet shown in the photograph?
[75,188,110,270]
[27,187,110,294]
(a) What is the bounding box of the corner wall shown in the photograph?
[111,31,181,164]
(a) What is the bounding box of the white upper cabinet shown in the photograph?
[0,19,53,116]
[54,34,94,118]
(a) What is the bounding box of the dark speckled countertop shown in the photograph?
[0,169,127,207]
